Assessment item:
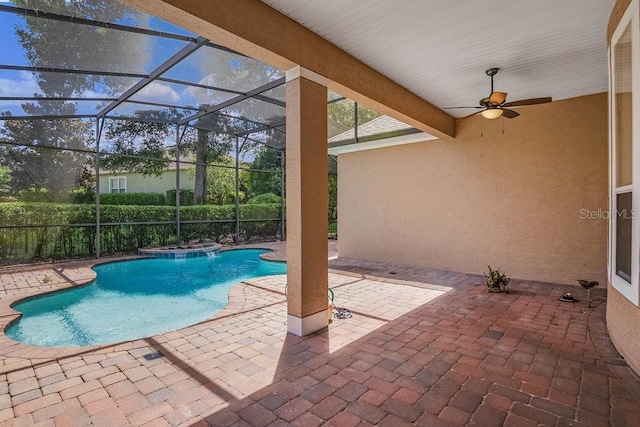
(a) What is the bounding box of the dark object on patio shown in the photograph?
[334,307,353,320]
[577,280,599,308]
[142,350,163,361]
[484,265,510,293]
[559,292,578,303]
[329,288,353,320]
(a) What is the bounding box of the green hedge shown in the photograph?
[239,203,281,241]
[247,192,281,205]
[165,189,194,206]
[72,190,194,206]
[179,203,281,243]
[0,202,282,262]
[0,202,97,260]
[99,192,166,206]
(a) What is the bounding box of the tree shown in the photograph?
[204,158,235,205]
[102,111,175,176]
[205,157,247,205]
[0,116,92,199]
[0,165,11,199]
[185,50,284,204]
[180,113,235,205]
[12,0,148,98]
[1,1,150,197]
[328,174,337,224]
[248,146,282,198]
[184,156,248,205]
[328,100,381,129]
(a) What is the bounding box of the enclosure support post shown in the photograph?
[95,118,104,259]
[235,135,240,244]
[280,149,285,241]
[175,124,181,246]
[285,66,329,336]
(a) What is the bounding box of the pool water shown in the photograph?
[6,249,286,347]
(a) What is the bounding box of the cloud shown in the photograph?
[134,82,181,104]
[183,73,234,106]
[0,71,41,97]
[0,72,42,113]
[76,89,107,98]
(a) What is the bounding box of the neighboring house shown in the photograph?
[97,148,196,194]
[328,117,350,140]
[328,115,436,155]
[97,160,196,194]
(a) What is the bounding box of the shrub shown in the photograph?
[247,192,281,205]
[0,201,283,261]
[222,190,245,205]
[165,189,194,206]
[70,188,95,204]
[484,266,510,293]
[99,192,166,206]
[18,187,52,202]
[240,203,282,242]
[180,204,235,243]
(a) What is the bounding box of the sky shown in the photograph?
[0,0,285,124]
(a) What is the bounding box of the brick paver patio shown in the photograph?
[0,242,639,426]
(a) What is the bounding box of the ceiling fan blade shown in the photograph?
[444,106,483,109]
[501,108,520,119]
[502,97,552,107]
[489,91,507,104]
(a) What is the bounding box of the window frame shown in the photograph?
[109,176,127,194]
[610,0,640,306]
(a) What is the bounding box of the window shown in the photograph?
[109,177,126,193]
[610,1,640,305]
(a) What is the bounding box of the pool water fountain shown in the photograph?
[138,243,221,259]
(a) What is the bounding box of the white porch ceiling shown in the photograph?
[262,0,615,118]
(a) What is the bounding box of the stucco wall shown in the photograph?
[607,286,640,373]
[338,93,608,286]
[607,0,640,377]
[98,170,195,194]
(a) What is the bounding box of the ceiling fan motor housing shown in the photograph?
[485,67,499,77]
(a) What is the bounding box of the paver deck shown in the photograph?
[0,241,638,426]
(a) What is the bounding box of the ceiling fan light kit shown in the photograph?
[445,68,552,120]
[481,108,503,119]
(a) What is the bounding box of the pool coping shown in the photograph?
[0,247,286,363]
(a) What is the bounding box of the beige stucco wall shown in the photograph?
[338,93,608,286]
[607,0,640,377]
[98,170,195,194]
[607,286,640,373]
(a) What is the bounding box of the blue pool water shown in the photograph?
[6,249,286,347]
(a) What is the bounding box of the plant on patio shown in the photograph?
[484,265,510,293]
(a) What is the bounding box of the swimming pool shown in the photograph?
[6,249,286,347]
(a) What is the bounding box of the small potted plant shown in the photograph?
[484,265,510,293]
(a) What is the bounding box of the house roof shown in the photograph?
[328,115,414,143]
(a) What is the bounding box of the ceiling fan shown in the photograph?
[446,68,552,119]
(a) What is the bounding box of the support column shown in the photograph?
[285,66,329,336]
[175,125,181,246]
[235,136,240,244]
